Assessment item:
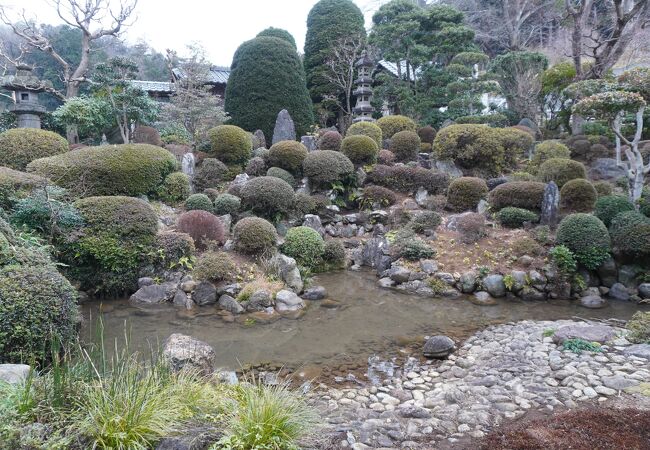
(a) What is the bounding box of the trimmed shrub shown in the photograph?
[318,130,342,150]
[609,211,650,258]
[556,213,610,269]
[593,181,613,197]
[207,125,252,165]
[322,239,345,268]
[456,213,486,244]
[176,210,225,250]
[302,150,354,188]
[267,167,296,187]
[132,125,163,146]
[282,226,325,268]
[446,177,488,212]
[378,149,396,165]
[367,165,449,194]
[256,27,296,49]
[10,186,83,235]
[359,185,397,209]
[489,181,546,212]
[341,135,379,165]
[240,176,295,218]
[185,193,214,213]
[252,147,270,161]
[0,264,78,364]
[0,166,48,209]
[376,115,416,139]
[432,124,507,177]
[560,179,597,212]
[203,188,220,201]
[420,142,432,152]
[193,251,236,282]
[292,194,315,216]
[627,311,650,344]
[27,144,176,197]
[389,131,421,162]
[157,172,191,204]
[245,156,267,176]
[418,125,436,144]
[0,128,68,170]
[498,127,534,167]
[497,207,539,228]
[155,231,195,265]
[530,141,570,172]
[409,211,442,233]
[214,193,241,216]
[67,196,158,294]
[233,216,278,255]
[538,158,586,187]
[193,158,229,191]
[346,122,382,147]
[511,236,543,256]
[455,113,509,128]
[268,141,308,175]
[594,195,635,227]
[510,171,535,182]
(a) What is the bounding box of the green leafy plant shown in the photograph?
[503,274,515,291]
[562,338,602,353]
[542,328,555,338]
[549,245,577,276]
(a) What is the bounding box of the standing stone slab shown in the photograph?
[253,129,267,149]
[540,181,559,228]
[301,135,317,152]
[272,109,296,144]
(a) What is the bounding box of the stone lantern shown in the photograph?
[1,64,52,129]
[352,51,375,123]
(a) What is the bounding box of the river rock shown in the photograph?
[472,291,497,306]
[510,270,527,293]
[415,187,428,207]
[624,344,650,359]
[156,427,221,450]
[579,295,607,309]
[609,283,630,301]
[173,289,189,307]
[420,259,438,274]
[434,159,462,178]
[193,282,217,306]
[519,286,546,301]
[130,282,177,304]
[138,277,155,288]
[602,375,639,391]
[483,274,506,297]
[276,254,303,293]
[361,236,392,275]
[540,181,559,228]
[253,129,266,149]
[619,265,642,288]
[639,283,650,299]
[275,289,305,312]
[446,212,474,231]
[389,266,411,283]
[246,290,272,311]
[0,364,30,384]
[459,271,477,293]
[597,257,618,287]
[272,109,295,144]
[423,335,455,359]
[589,158,626,181]
[163,334,215,376]
[552,324,615,344]
[218,294,244,314]
[303,214,325,237]
[302,286,327,300]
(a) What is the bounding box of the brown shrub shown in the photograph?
[176,210,225,249]
[456,213,486,243]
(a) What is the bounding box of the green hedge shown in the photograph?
[497,207,539,228]
[0,128,68,170]
[267,166,296,187]
[185,193,214,213]
[341,135,379,165]
[556,213,610,269]
[157,172,191,204]
[207,125,252,165]
[530,141,571,172]
[609,211,650,259]
[367,165,449,194]
[594,195,635,227]
[433,124,506,177]
[318,130,342,150]
[214,193,241,216]
[193,158,229,192]
[446,177,488,212]
[488,181,546,212]
[27,144,176,197]
[0,166,48,209]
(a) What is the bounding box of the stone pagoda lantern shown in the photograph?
[352,51,375,123]
[1,64,51,129]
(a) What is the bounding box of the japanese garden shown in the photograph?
[0,0,650,448]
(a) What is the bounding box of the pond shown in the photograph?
[81,270,647,374]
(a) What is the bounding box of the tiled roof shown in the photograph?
[130,80,175,93]
[172,66,230,85]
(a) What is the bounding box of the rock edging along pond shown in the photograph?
[311,319,650,450]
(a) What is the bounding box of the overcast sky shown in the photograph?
[5,0,382,66]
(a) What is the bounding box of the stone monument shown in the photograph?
[1,64,52,129]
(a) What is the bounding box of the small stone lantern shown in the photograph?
[352,51,375,123]
[1,64,52,129]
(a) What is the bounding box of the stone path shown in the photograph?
[309,319,650,449]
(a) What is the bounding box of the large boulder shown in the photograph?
[130,282,177,304]
[483,274,506,297]
[246,290,273,311]
[579,295,608,309]
[552,323,615,344]
[276,254,303,293]
[193,282,217,306]
[623,344,650,360]
[272,109,296,144]
[609,283,630,301]
[639,283,650,299]
[275,289,305,312]
[218,294,244,314]
[423,335,455,358]
[162,334,216,376]
[589,158,626,181]
[0,364,31,384]
[302,286,326,300]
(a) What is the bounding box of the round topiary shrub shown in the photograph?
[498,128,534,167]
[240,176,295,218]
[497,207,539,228]
[133,125,163,146]
[176,210,225,250]
[409,210,442,233]
[213,193,241,216]
[432,124,506,177]
[268,140,308,175]
[560,179,597,212]
[530,141,571,172]
[556,213,611,269]
[282,226,325,268]
[266,166,296,187]
[245,156,267,176]
[359,185,397,209]
[318,130,342,150]
[593,181,614,197]
[193,158,229,191]
[418,125,436,144]
[0,264,78,364]
[302,150,354,188]
[341,135,379,165]
[0,128,68,170]
[67,196,159,294]
[488,181,547,212]
[207,124,252,165]
[27,144,176,197]
[233,216,278,255]
[389,130,421,162]
[538,158,586,187]
[509,171,536,182]
[155,231,195,265]
[594,195,635,227]
[446,177,489,212]
[456,212,486,244]
[609,211,650,258]
[367,165,449,194]
[346,122,383,147]
[0,166,48,209]
[203,188,220,201]
[378,149,396,165]
[322,239,346,269]
[185,193,214,213]
[193,250,236,282]
[376,115,416,139]
[157,172,191,204]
